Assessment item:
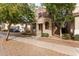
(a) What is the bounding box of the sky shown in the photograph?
[35,3,41,6]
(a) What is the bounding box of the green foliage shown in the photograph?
[42,33,49,37]
[0,3,35,41]
[43,3,76,28]
[62,34,71,39]
[74,35,79,41]
[43,3,76,37]
[0,3,35,24]
[28,3,36,11]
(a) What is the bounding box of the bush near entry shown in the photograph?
[62,34,71,40]
[63,34,79,41]
[42,33,49,37]
[73,35,79,41]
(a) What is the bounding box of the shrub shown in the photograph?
[62,34,71,39]
[22,32,27,35]
[74,35,79,41]
[42,33,49,37]
[22,32,32,35]
[2,30,8,32]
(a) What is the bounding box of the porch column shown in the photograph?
[49,21,52,36]
[36,23,40,37]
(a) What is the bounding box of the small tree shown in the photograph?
[55,4,76,38]
[20,4,35,33]
[43,3,76,38]
[0,3,35,41]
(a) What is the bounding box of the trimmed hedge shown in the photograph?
[74,35,79,41]
[42,33,49,37]
[62,34,71,39]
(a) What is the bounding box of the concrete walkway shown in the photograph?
[12,36,79,56]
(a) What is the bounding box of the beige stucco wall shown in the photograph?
[36,23,52,37]
[74,17,79,35]
[43,25,52,36]
[36,17,45,23]
[73,4,79,35]
[36,17,52,37]
[43,18,52,36]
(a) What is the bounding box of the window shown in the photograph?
[45,22,49,29]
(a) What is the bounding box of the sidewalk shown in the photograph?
[13,36,79,56]
[39,36,79,48]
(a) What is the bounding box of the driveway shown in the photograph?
[0,39,66,56]
[0,32,79,56]
[13,37,79,56]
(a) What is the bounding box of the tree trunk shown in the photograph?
[6,23,11,41]
[24,23,27,33]
[41,24,43,37]
[52,15,57,35]
[60,27,62,38]
[31,23,33,35]
[53,26,57,35]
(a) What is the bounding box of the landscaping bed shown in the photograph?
[39,36,79,48]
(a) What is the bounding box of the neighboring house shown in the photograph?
[35,6,52,37]
[1,23,9,31]
[34,4,79,37]
[73,4,79,35]
[0,23,26,32]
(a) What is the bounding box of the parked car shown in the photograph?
[10,28,20,32]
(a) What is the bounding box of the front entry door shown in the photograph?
[38,24,43,36]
